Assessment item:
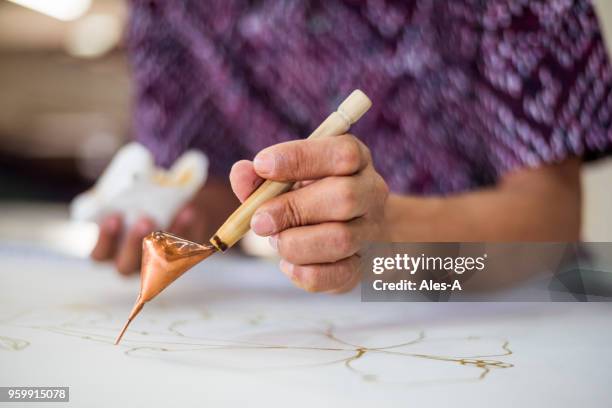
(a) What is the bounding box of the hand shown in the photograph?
[230,134,389,293]
[90,192,208,275]
[89,182,233,275]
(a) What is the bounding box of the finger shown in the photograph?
[91,214,121,261]
[169,205,196,237]
[253,134,371,181]
[329,267,362,294]
[115,218,155,276]
[279,255,360,293]
[229,160,263,203]
[250,174,370,236]
[276,221,363,265]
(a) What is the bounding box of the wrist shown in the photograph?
[383,194,445,242]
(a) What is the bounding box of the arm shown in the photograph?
[385,158,581,242]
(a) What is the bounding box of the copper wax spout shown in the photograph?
[114,231,216,345]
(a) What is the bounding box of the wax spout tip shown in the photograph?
[114,299,145,346]
[114,318,132,345]
[114,336,123,345]
[114,328,127,345]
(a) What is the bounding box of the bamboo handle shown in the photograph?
[210,89,372,251]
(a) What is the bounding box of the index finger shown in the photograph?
[91,214,121,261]
[252,134,371,181]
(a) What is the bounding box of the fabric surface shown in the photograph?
[128,0,612,195]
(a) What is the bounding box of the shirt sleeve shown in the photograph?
[475,0,612,174]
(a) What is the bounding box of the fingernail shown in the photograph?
[251,211,275,236]
[268,234,279,251]
[253,152,274,175]
[279,259,295,278]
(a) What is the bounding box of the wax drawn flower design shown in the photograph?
[1,305,513,386]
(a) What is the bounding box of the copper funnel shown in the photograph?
[139,231,216,301]
[114,231,216,344]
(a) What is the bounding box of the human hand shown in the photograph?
[90,187,211,275]
[230,134,389,293]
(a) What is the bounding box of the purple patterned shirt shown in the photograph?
[129,0,612,194]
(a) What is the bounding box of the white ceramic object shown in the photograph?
[70,143,208,229]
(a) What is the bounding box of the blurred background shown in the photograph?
[0,0,610,257]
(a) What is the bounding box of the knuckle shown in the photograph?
[353,136,372,163]
[339,260,356,278]
[335,136,362,173]
[282,196,306,227]
[335,178,359,217]
[331,224,357,257]
[376,174,390,198]
[362,144,372,163]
